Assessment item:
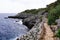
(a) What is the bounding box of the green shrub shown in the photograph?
[21,8,46,14]
[48,8,58,25]
[56,29,60,38]
[48,5,60,25]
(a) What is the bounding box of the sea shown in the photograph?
[0,13,28,40]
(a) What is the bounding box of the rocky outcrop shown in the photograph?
[8,9,47,40]
[16,21,45,40]
[16,12,46,40]
[8,13,34,19]
[8,10,46,29]
[22,15,42,29]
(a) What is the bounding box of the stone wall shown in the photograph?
[16,21,45,40]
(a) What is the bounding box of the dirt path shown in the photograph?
[42,23,55,40]
[44,23,54,40]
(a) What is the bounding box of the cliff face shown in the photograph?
[8,9,46,29]
[17,20,45,40]
[15,10,48,40]
[7,8,47,40]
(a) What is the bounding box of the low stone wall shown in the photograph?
[16,22,44,40]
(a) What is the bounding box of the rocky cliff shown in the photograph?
[8,8,47,40]
[16,20,45,40]
[8,9,46,29]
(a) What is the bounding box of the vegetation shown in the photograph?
[47,0,60,25]
[48,5,60,25]
[56,29,60,38]
[45,0,60,38]
[21,8,46,14]
[46,0,60,12]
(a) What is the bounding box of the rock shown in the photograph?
[8,15,20,18]
[22,15,41,29]
[8,10,46,29]
[16,38,19,40]
[8,13,34,19]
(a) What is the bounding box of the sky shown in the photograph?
[0,0,57,13]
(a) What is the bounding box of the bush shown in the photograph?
[48,5,60,25]
[56,29,60,38]
[48,8,58,25]
[21,8,46,14]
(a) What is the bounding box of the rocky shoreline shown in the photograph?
[8,10,46,29]
[8,10,47,40]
